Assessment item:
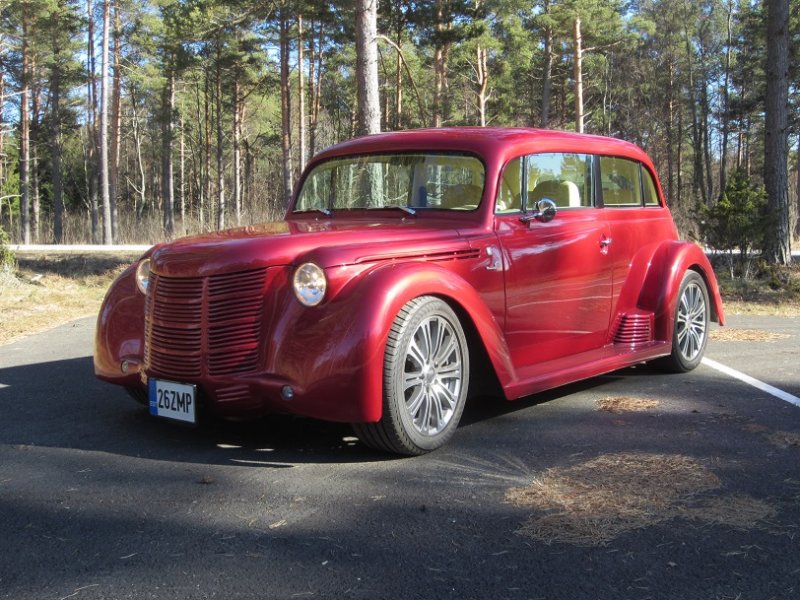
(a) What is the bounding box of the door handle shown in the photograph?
[485,246,502,271]
[600,237,613,247]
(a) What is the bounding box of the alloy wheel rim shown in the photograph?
[402,315,463,436]
[676,282,706,361]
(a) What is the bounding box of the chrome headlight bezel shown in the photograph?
[135,258,151,295]
[293,262,327,307]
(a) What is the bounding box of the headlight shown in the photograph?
[135,259,151,295]
[293,263,326,307]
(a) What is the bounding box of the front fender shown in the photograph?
[269,261,514,423]
[636,241,725,343]
[94,264,146,386]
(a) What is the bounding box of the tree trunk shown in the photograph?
[162,68,175,237]
[179,116,185,227]
[100,0,113,244]
[110,0,122,241]
[432,0,451,128]
[129,88,147,217]
[763,0,791,265]
[309,22,324,157]
[20,2,31,244]
[87,0,99,243]
[232,59,242,225]
[719,0,733,194]
[701,81,713,201]
[540,0,552,128]
[684,24,706,205]
[665,58,675,204]
[394,25,403,129]
[297,14,307,173]
[30,58,41,242]
[573,16,584,134]
[203,68,212,228]
[676,97,683,207]
[279,13,293,208]
[50,34,64,243]
[215,39,226,229]
[355,0,381,136]
[795,139,800,238]
[476,44,489,127]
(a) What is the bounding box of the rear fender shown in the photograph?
[636,241,725,343]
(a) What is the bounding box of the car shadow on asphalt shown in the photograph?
[0,356,387,466]
[0,354,663,467]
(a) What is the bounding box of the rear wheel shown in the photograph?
[655,270,710,373]
[353,296,469,456]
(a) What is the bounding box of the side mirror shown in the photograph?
[520,198,557,224]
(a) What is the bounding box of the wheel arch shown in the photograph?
[636,241,725,344]
[342,261,516,410]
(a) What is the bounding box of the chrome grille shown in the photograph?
[145,268,268,379]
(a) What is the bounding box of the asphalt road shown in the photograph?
[1,315,799,600]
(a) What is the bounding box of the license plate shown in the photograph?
[149,379,197,424]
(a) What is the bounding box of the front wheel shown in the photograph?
[654,270,710,373]
[353,296,470,456]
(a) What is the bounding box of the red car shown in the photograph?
[95,128,724,455]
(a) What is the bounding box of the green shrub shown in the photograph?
[700,170,772,279]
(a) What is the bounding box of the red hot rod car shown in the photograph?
[95,128,724,455]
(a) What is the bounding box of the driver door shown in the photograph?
[496,153,613,371]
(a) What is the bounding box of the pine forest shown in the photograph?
[0,0,798,262]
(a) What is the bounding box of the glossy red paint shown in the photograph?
[95,127,724,432]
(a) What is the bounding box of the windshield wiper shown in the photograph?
[368,204,416,215]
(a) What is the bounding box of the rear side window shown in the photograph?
[642,167,661,206]
[599,156,642,207]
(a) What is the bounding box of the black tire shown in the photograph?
[353,296,470,456]
[654,270,710,373]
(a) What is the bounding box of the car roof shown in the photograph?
[310,127,656,171]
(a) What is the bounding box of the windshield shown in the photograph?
[294,153,485,213]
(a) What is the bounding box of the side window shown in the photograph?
[526,153,594,209]
[496,157,523,213]
[642,166,661,206]
[599,156,642,207]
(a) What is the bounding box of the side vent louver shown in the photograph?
[613,312,655,347]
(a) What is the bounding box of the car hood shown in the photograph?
[149,219,471,277]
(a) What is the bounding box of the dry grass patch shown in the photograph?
[722,300,800,317]
[0,253,138,345]
[741,422,770,434]
[682,495,777,529]
[596,396,660,413]
[767,431,800,449]
[506,452,775,546]
[710,328,790,342]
